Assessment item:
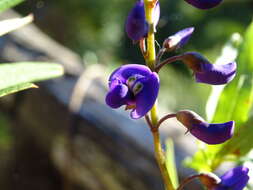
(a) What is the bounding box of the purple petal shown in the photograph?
[163,27,194,51]
[231,175,249,190]
[182,52,237,85]
[190,121,234,144]
[184,0,223,9]
[130,72,159,119]
[195,62,236,85]
[125,0,148,41]
[220,166,249,187]
[105,80,132,108]
[109,64,152,84]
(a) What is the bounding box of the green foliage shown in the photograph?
[0,62,64,97]
[0,0,24,13]
[185,19,253,172]
[0,14,33,37]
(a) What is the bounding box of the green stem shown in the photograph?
[153,130,175,190]
[144,0,156,70]
[144,1,175,190]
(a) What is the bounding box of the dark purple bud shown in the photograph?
[213,166,249,190]
[182,52,236,85]
[125,0,148,41]
[176,110,234,144]
[106,64,159,119]
[163,27,194,51]
[184,0,222,9]
[125,0,160,42]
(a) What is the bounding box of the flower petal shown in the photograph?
[190,121,234,144]
[231,175,249,190]
[163,27,194,51]
[184,0,223,9]
[130,72,159,119]
[105,80,132,108]
[125,0,148,41]
[220,166,249,187]
[195,62,236,85]
[109,64,152,84]
[182,52,236,85]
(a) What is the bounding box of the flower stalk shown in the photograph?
[144,1,174,190]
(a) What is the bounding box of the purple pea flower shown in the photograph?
[176,110,234,144]
[125,0,160,42]
[163,27,194,51]
[213,166,249,190]
[181,52,236,85]
[105,64,159,119]
[199,166,249,190]
[184,0,223,9]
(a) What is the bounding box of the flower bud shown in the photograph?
[213,166,249,190]
[182,52,236,85]
[163,27,194,51]
[184,0,223,9]
[125,0,148,42]
[176,110,234,144]
[125,0,160,42]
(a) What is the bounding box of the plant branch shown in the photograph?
[155,55,183,72]
[177,175,201,190]
[156,113,177,129]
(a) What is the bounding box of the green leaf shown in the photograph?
[186,20,253,172]
[206,33,242,122]
[165,139,179,188]
[0,14,33,37]
[213,21,253,125]
[0,0,24,13]
[0,62,64,97]
[0,82,37,97]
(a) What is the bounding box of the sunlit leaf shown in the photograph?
[0,82,37,97]
[0,14,33,36]
[0,62,64,97]
[0,0,24,13]
[206,33,242,121]
[185,20,253,172]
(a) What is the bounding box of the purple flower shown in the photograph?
[176,110,234,144]
[184,0,223,9]
[213,166,249,190]
[105,64,159,119]
[125,0,160,42]
[181,52,236,85]
[163,27,194,51]
[199,166,249,190]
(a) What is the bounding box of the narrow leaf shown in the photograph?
[0,82,37,97]
[0,14,33,36]
[0,62,64,97]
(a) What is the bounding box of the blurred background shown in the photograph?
[0,0,252,189]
